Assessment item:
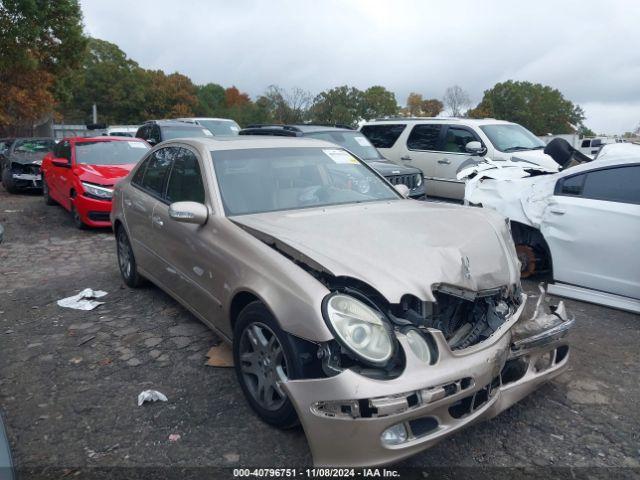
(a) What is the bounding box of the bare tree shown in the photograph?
[261,85,313,123]
[443,85,471,117]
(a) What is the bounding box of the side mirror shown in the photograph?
[168,201,208,225]
[146,138,158,146]
[52,158,71,168]
[465,141,486,156]
[394,184,410,198]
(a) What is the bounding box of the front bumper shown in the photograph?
[283,295,573,466]
[10,164,42,189]
[74,195,113,228]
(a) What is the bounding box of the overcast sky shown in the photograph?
[80,0,639,134]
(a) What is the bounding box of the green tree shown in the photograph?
[360,86,398,120]
[195,83,226,117]
[468,80,585,135]
[0,0,86,132]
[310,86,364,126]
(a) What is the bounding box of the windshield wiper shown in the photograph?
[503,146,534,152]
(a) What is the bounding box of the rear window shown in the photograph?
[360,124,406,149]
[75,140,149,165]
[198,120,240,136]
[406,124,442,151]
[13,139,55,153]
[161,127,212,140]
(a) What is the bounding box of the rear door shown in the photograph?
[124,147,173,279]
[359,123,407,161]
[399,124,444,196]
[542,164,640,299]
[435,125,483,200]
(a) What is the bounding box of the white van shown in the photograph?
[360,118,558,200]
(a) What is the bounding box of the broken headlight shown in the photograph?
[323,294,394,366]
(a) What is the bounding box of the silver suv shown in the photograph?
[360,118,558,200]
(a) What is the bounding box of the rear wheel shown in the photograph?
[116,226,144,288]
[233,302,301,429]
[2,166,18,194]
[42,177,55,205]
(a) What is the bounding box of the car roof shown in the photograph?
[176,117,238,122]
[144,120,207,128]
[242,124,354,134]
[362,117,514,126]
[73,136,147,143]
[169,135,339,151]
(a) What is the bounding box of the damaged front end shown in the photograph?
[283,280,573,466]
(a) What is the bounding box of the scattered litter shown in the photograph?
[77,334,96,346]
[205,343,234,368]
[3,209,20,213]
[70,357,83,364]
[57,288,107,311]
[168,433,181,442]
[98,358,112,366]
[223,453,240,463]
[137,389,168,406]
[85,443,120,459]
[5,329,14,334]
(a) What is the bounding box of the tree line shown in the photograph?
[1,0,593,136]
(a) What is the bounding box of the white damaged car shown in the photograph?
[458,140,640,313]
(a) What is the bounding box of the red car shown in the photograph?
[41,136,150,228]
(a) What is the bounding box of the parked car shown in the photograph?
[360,118,560,201]
[105,125,139,137]
[0,138,15,163]
[176,117,241,136]
[111,136,573,466]
[239,124,426,199]
[459,140,640,313]
[0,137,55,193]
[135,120,212,146]
[41,136,150,228]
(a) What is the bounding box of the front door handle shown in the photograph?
[152,215,164,227]
[438,159,451,165]
[124,198,132,207]
[400,155,412,161]
[549,207,566,215]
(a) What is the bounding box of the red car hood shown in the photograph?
[75,163,135,185]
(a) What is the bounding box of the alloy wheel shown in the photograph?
[117,229,132,279]
[238,322,289,411]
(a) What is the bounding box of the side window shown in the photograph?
[139,147,175,197]
[582,165,640,204]
[406,125,442,151]
[556,173,586,196]
[442,127,478,153]
[152,125,162,142]
[360,124,406,149]
[131,157,150,185]
[165,148,205,204]
[136,126,148,140]
[55,141,71,161]
[581,139,591,148]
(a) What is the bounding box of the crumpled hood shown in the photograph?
[509,149,559,171]
[9,151,50,165]
[75,163,136,186]
[365,160,421,176]
[233,200,520,303]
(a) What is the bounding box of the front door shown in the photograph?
[434,125,483,200]
[49,140,73,207]
[400,124,443,196]
[542,164,640,299]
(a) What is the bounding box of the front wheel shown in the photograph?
[2,167,18,194]
[233,302,301,429]
[42,177,56,205]
[116,226,144,287]
[516,244,538,278]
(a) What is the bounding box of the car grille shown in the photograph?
[387,174,418,189]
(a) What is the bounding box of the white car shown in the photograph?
[459,144,640,313]
[360,118,559,200]
[176,117,241,136]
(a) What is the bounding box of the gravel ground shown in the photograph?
[0,185,638,478]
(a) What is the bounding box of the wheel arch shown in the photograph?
[510,220,553,275]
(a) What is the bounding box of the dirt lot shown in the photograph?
[0,186,639,477]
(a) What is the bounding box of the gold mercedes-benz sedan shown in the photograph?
[111,136,573,466]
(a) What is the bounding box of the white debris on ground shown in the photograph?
[137,390,168,406]
[57,288,108,311]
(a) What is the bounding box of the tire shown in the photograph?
[233,302,301,429]
[42,177,56,205]
[2,166,18,194]
[116,226,144,288]
[70,204,86,230]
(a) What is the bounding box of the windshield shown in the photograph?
[211,147,399,216]
[305,131,382,160]
[14,139,55,153]
[75,140,150,165]
[199,120,241,136]
[479,124,545,152]
[162,127,211,140]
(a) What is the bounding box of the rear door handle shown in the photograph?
[438,159,451,165]
[400,155,412,161]
[124,199,132,207]
[549,207,566,215]
[152,215,164,227]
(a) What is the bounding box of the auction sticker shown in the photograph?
[354,136,370,146]
[323,149,358,164]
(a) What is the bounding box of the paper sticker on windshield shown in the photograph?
[230,126,240,131]
[323,149,358,164]
[128,141,147,148]
[203,130,213,136]
[354,136,370,147]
